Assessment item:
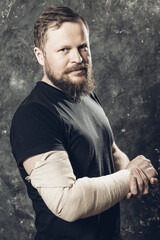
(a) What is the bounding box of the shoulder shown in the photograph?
[10,102,65,166]
[12,101,61,127]
[10,101,63,145]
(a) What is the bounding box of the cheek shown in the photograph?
[48,55,69,71]
[82,52,91,63]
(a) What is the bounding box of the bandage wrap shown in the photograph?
[26,151,131,222]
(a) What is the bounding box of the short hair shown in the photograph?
[34,6,89,51]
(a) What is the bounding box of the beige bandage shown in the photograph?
[26,151,131,222]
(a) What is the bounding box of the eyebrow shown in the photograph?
[57,41,88,49]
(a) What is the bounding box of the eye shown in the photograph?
[79,45,88,51]
[59,48,69,53]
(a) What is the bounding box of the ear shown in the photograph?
[34,47,45,66]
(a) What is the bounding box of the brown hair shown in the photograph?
[34,6,89,51]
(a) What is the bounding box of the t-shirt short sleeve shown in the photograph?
[10,102,65,166]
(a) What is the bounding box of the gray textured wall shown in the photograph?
[0,0,160,239]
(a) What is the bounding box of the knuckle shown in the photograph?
[146,158,151,162]
[139,155,151,162]
[131,168,138,174]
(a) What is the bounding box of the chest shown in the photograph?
[54,96,113,177]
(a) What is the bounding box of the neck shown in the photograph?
[41,76,62,92]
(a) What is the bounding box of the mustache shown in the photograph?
[64,64,88,74]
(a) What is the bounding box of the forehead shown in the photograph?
[45,20,89,48]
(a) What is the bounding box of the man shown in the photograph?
[10,6,158,240]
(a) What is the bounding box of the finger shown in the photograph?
[150,177,158,185]
[142,159,158,178]
[132,156,158,179]
[147,163,158,176]
[141,167,158,180]
[145,159,158,175]
[125,192,132,200]
[132,168,143,197]
[137,169,149,195]
[130,173,138,196]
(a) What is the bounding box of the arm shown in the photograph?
[24,150,131,222]
[112,142,158,199]
[112,142,145,199]
[112,141,130,171]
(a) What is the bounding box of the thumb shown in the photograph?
[150,177,158,185]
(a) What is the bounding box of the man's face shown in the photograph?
[42,20,94,99]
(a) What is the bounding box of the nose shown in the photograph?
[70,49,83,64]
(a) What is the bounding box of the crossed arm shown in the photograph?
[23,142,158,222]
[112,142,158,199]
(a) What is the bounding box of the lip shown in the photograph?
[70,69,86,73]
[73,69,84,72]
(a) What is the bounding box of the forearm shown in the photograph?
[112,142,130,171]
[27,151,131,222]
[37,170,130,222]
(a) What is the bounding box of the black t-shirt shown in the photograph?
[10,81,120,240]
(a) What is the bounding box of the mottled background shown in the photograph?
[0,0,160,239]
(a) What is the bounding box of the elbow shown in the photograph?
[43,187,81,222]
[53,198,81,222]
[58,213,78,222]
[49,201,80,222]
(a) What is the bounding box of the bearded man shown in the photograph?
[10,6,158,240]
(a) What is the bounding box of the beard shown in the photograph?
[44,59,95,100]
